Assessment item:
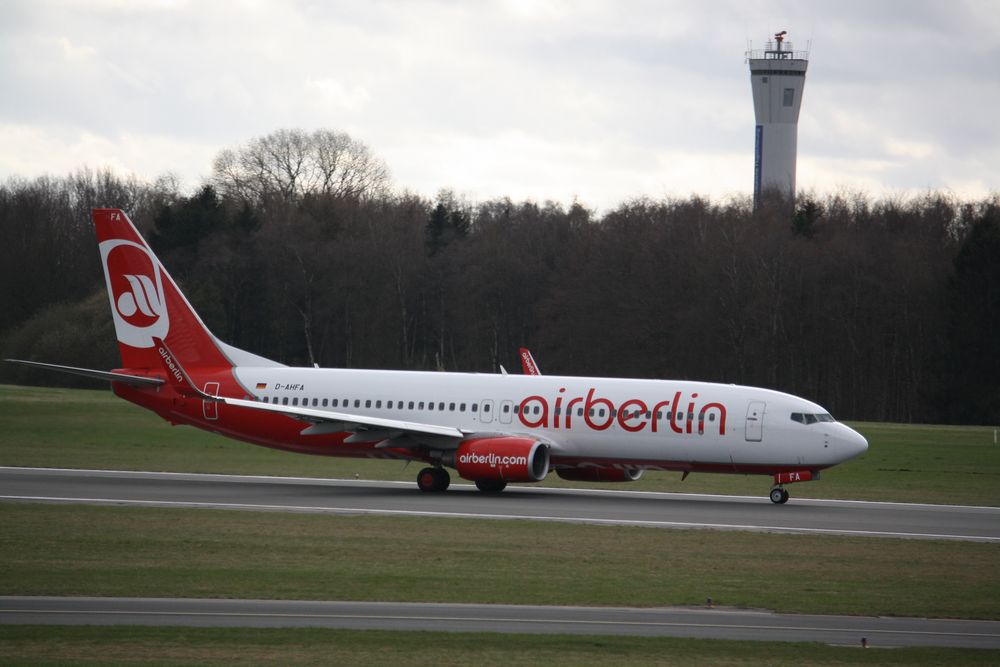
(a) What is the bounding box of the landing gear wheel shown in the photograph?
[475,479,508,493]
[769,487,789,504]
[417,467,450,492]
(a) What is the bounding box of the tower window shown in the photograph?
[783,88,794,107]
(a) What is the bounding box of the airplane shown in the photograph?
[7,208,868,503]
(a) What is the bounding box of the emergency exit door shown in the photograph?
[745,401,765,441]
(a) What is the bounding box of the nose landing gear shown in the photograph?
[769,470,817,504]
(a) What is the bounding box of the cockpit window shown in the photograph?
[791,412,835,425]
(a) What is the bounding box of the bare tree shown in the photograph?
[212,128,390,204]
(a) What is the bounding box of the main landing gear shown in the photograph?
[416,467,508,493]
[474,479,507,493]
[769,486,790,504]
[417,466,450,492]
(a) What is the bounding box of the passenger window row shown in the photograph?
[256,394,716,423]
[259,395,481,413]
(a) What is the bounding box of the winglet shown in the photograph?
[519,347,541,376]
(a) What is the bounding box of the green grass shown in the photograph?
[2,384,998,505]
[2,503,998,620]
[1,626,995,666]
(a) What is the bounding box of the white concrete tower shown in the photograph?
[748,31,808,206]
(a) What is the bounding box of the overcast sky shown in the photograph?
[3,0,998,210]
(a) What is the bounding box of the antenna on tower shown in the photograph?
[744,21,751,63]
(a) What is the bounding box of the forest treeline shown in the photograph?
[0,129,997,425]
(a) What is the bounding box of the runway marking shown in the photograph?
[4,466,999,511]
[2,608,997,640]
[7,466,1000,514]
[3,494,998,542]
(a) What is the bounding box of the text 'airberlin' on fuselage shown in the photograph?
[518,388,727,435]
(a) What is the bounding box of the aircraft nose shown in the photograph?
[841,426,868,460]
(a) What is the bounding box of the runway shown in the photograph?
[2,466,999,542]
[3,596,999,648]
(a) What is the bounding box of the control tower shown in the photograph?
[748,31,808,206]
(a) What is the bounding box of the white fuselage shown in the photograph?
[232,367,868,471]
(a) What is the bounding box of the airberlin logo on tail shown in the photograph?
[118,274,162,320]
[99,239,169,348]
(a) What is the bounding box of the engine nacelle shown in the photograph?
[556,466,644,483]
[453,436,549,483]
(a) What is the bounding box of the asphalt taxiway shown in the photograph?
[2,466,998,542]
[2,596,998,649]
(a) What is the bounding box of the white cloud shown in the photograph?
[305,78,372,113]
[56,36,96,61]
[883,138,935,161]
[0,122,213,191]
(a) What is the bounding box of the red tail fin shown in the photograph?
[94,208,231,372]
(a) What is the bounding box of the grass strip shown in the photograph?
[1,503,997,620]
[1,625,996,666]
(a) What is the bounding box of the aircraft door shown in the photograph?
[480,399,494,423]
[499,400,514,424]
[202,382,220,421]
[745,401,765,441]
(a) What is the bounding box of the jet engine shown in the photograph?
[556,466,644,483]
[452,436,549,482]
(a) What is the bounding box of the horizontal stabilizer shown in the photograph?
[5,359,165,388]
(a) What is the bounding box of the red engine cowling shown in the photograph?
[556,466,644,483]
[453,436,549,483]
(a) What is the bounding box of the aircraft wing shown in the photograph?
[217,396,558,453]
[218,395,468,441]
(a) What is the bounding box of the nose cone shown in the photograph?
[839,425,868,461]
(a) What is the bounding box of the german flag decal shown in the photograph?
[255,382,267,390]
